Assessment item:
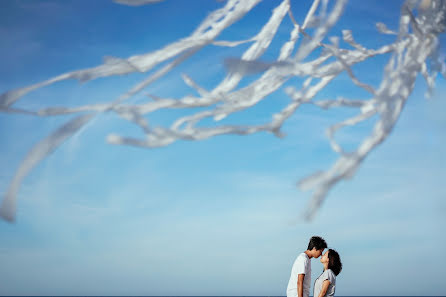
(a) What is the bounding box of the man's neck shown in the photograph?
[304,250,313,258]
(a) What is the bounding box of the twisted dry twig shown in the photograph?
[1,0,445,222]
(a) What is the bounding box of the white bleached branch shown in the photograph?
[1,0,445,222]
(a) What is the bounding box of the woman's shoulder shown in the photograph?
[324,269,337,281]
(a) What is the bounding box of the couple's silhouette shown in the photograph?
[287,236,342,297]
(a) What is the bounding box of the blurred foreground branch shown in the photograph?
[1,0,445,222]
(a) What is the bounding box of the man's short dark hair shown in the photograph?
[307,236,327,251]
[327,248,343,275]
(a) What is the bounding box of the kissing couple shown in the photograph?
[287,236,342,297]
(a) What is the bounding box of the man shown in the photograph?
[286,236,327,297]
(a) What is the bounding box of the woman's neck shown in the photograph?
[323,263,329,271]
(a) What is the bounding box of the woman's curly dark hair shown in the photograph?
[327,249,342,276]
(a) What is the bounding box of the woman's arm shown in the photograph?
[317,280,331,297]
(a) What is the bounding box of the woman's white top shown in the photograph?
[313,269,336,297]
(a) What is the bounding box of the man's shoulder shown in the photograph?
[294,252,310,267]
[297,252,310,261]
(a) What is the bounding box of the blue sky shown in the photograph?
[0,0,445,295]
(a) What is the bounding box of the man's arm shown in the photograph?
[297,274,305,297]
[317,280,331,297]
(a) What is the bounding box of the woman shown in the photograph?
[313,249,342,297]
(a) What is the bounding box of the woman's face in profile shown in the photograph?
[320,250,329,264]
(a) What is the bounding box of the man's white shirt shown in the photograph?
[286,252,311,297]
